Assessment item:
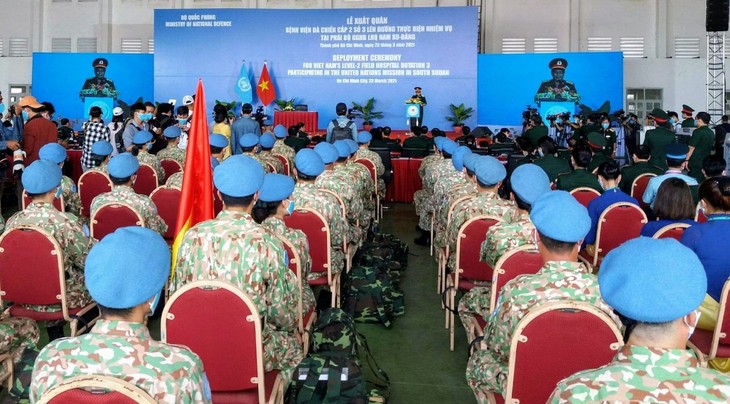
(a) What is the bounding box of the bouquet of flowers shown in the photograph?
[405,97,425,105]
[275,98,296,111]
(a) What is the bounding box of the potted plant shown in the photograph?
[274,98,296,111]
[446,103,474,135]
[351,98,383,131]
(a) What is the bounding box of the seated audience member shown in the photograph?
[30,227,211,403]
[550,237,730,403]
[90,153,168,236]
[641,178,696,237]
[702,154,727,179]
[172,155,302,378]
[5,160,93,340]
[583,160,640,248]
[130,130,164,183]
[401,126,431,157]
[466,191,617,399]
[555,145,602,193]
[259,132,285,173]
[681,176,730,332]
[88,140,113,174]
[533,136,571,183]
[240,133,272,173]
[455,126,476,149]
[38,142,82,216]
[284,125,310,152]
[643,143,699,206]
[618,145,663,194]
[156,125,186,168]
[272,124,296,166]
[507,136,536,174]
[585,132,613,173]
[252,173,315,313]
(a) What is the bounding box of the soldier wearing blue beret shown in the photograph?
[271,125,296,176]
[39,143,82,215]
[642,142,699,206]
[89,140,113,174]
[258,133,284,173]
[130,130,164,182]
[157,126,186,170]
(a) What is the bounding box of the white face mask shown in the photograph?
[684,311,701,339]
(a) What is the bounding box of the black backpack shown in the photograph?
[331,119,354,142]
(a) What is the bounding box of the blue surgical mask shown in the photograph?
[669,118,676,125]
[148,291,162,317]
[178,118,187,125]
[54,187,62,199]
[601,123,609,129]
[147,143,153,151]
[287,200,296,215]
[0,104,5,114]
[139,112,151,122]
[21,110,29,121]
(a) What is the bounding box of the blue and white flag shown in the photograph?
[234,62,253,103]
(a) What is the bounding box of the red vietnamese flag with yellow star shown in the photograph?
[256,62,276,106]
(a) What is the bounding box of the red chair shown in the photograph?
[696,203,708,223]
[317,188,352,271]
[486,301,622,404]
[22,190,64,212]
[150,186,181,244]
[688,278,730,367]
[278,237,316,354]
[159,158,182,184]
[0,226,98,337]
[213,185,224,216]
[355,158,380,219]
[90,203,145,240]
[631,173,656,210]
[445,215,500,351]
[437,194,475,295]
[581,202,648,268]
[78,170,112,218]
[132,163,158,196]
[569,187,601,208]
[37,375,156,404]
[162,280,283,404]
[652,222,691,241]
[284,209,340,308]
[272,154,290,176]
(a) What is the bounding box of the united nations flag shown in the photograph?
[235,61,253,103]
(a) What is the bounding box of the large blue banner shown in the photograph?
[32,53,154,129]
[154,7,477,130]
[477,52,624,126]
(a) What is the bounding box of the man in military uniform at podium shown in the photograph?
[79,58,118,100]
[534,58,580,103]
[408,86,427,127]
[681,104,695,128]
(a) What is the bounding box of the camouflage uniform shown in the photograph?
[316,169,365,244]
[549,345,730,403]
[88,161,109,174]
[339,161,375,224]
[420,159,460,230]
[262,216,316,313]
[90,185,168,236]
[466,261,618,398]
[166,171,183,189]
[30,320,210,404]
[445,192,515,269]
[60,175,81,216]
[135,149,165,184]
[433,181,475,250]
[244,152,274,173]
[413,156,445,230]
[0,317,39,364]
[272,140,296,169]
[355,148,386,198]
[5,202,93,311]
[171,210,302,377]
[292,182,347,276]
[260,150,285,174]
[0,216,4,233]
[156,145,187,169]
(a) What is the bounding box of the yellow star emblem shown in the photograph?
[258,80,270,91]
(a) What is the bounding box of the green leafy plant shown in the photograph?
[351,98,384,125]
[445,103,474,127]
[274,98,296,111]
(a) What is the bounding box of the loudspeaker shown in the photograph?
[707,0,729,32]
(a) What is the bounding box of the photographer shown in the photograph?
[523,114,548,149]
[552,113,571,147]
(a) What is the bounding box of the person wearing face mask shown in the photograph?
[667,110,681,132]
[681,104,696,128]
[253,173,315,314]
[175,105,191,150]
[17,96,56,165]
[686,112,715,182]
[533,136,571,183]
[551,237,730,402]
[122,102,147,152]
[130,130,164,183]
[30,226,212,403]
[90,153,168,236]
[681,176,730,333]
[5,160,94,341]
[156,125,186,169]
[642,143,699,207]
[621,113,642,159]
[171,155,302,380]
[0,91,21,153]
[598,116,616,158]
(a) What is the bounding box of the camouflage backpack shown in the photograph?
[361,233,409,268]
[311,308,359,355]
[342,263,405,328]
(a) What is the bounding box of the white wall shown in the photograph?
[0,0,724,117]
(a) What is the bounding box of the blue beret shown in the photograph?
[666,142,689,160]
[274,125,287,139]
[511,164,551,204]
[314,142,339,164]
[22,160,62,193]
[451,146,472,171]
[463,153,480,172]
[357,131,373,144]
[295,149,325,177]
[39,143,67,164]
[334,140,350,159]
[434,136,446,150]
[530,190,590,242]
[599,237,707,322]
[108,153,139,178]
[133,130,153,145]
[210,134,229,149]
[475,156,507,186]
[213,155,264,197]
[163,126,181,139]
[91,140,113,156]
[442,139,458,155]
[345,139,359,154]
[239,133,259,148]
[85,226,170,309]
[259,173,295,202]
[260,133,276,149]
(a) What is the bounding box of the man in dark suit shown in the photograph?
[79,58,118,100]
[401,126,431,158]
